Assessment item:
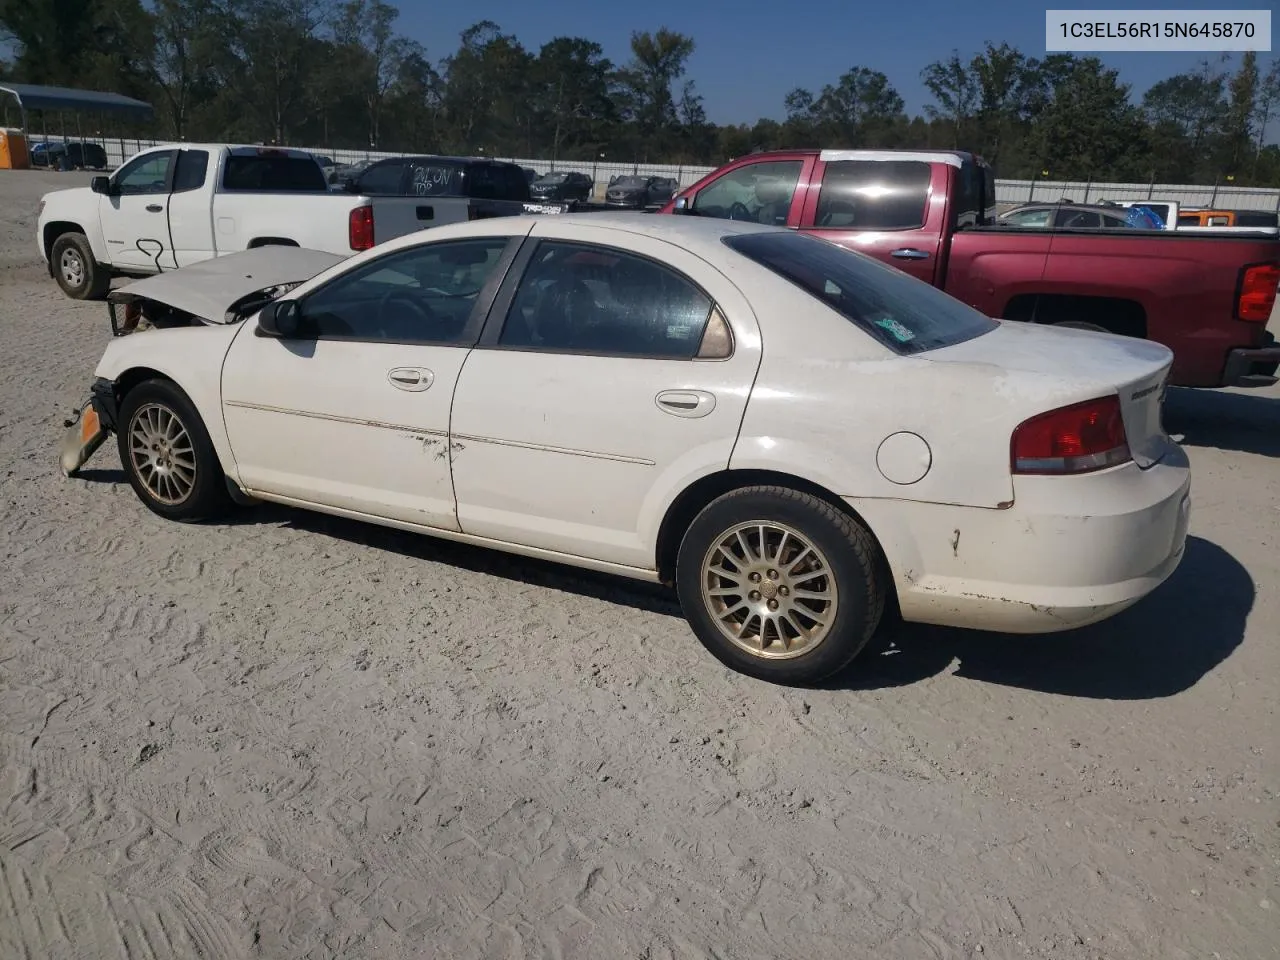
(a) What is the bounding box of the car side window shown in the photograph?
[115,153,173,195]
[172,150,209,193]
[1058,210,1102,228]
[298,238,511,343]
[356,160,406,195]
[690,160,803,226]
[498,241,717,360]
[815,160,931,230]
[1004,209,1051,227]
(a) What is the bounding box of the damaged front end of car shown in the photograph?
[59,246,346,478]
[59,378,118,477]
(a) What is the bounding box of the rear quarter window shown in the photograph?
[815,160,932,230]
[725,231,996,355]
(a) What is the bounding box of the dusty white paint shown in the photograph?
[90,212,1191,636]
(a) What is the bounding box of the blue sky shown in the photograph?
[393,0,1276,126]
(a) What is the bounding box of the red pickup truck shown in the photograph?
[659,149,1280,388]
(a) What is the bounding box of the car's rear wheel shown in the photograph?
[675,486,885,684]
[117,379,232,522]
[50,232,110,300]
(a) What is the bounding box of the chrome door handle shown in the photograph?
[890,248,929,260]
[388,367,434,391]
[146,204,163,213]
[656,390,716,418]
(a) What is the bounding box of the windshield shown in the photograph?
[724,232,997,355]
[536,173,568,184]
[614,176,647,188]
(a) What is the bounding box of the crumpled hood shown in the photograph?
[108,247,345,323]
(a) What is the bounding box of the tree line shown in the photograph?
[3,0,1279,184]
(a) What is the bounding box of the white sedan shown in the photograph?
[61,214,1190,684]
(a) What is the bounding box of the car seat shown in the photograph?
[753,178,793,226]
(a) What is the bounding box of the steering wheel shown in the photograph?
[727,201,754,222]
[376,289,436,339]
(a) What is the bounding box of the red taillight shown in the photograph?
[1237,262,1280,322]
[1011,395,1131,475]
[348,205,374,251]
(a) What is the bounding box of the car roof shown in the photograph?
[738,148,982,166]
[364,211,784,264]
[368,154,521,168]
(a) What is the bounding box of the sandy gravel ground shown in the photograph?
[0,169,1276,960]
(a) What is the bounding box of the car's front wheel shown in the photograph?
[117,379,232,522]
[676,486,886,684]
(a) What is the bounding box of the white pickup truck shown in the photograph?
[36,144,384,299]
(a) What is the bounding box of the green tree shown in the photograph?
[531,37,616,162]
[921,51,977,148]
[1030,57,1147,180]
[616,28,696,160]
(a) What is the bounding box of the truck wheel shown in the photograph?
[51,232,110,300]
[117,379,233,523]
[675,485,886,685]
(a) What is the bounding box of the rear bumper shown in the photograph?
[1222,332,1280,387]
[849,448,1192,634]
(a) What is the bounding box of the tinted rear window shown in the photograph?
[724,231,996,355]
[1236,211,1278,227]
[816,160,932,230]
[357,160,407,195]
[408,160,464,196]
[222,156,327,191]
[173,149,209,192]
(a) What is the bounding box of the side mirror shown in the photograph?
[257,299,301,338]
[672,196,691,214]
[90,176,111,195]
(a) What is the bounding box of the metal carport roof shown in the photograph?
[0,83,153,119]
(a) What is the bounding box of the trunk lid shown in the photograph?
[924,321,1174,469]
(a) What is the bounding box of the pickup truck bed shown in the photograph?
[944,224,1280,387]
[661,149,1280,388]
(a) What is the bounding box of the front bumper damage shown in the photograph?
[58,378,117,478]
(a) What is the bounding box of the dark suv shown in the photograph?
[530,171,595,202]
[31,141,109,170]
[343,155,531,202]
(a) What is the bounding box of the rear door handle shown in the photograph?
[891,248,929,260]
[145,204,164,213]
[656,390,716,418]
[388,367,434,391]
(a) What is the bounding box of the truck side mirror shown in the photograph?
[256,299,301,338]
[90,176,111,195]
[673,196,691,214]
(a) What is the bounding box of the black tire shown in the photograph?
[50,232,110,300]
[116,379,233,523]
[675,485,886,685]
